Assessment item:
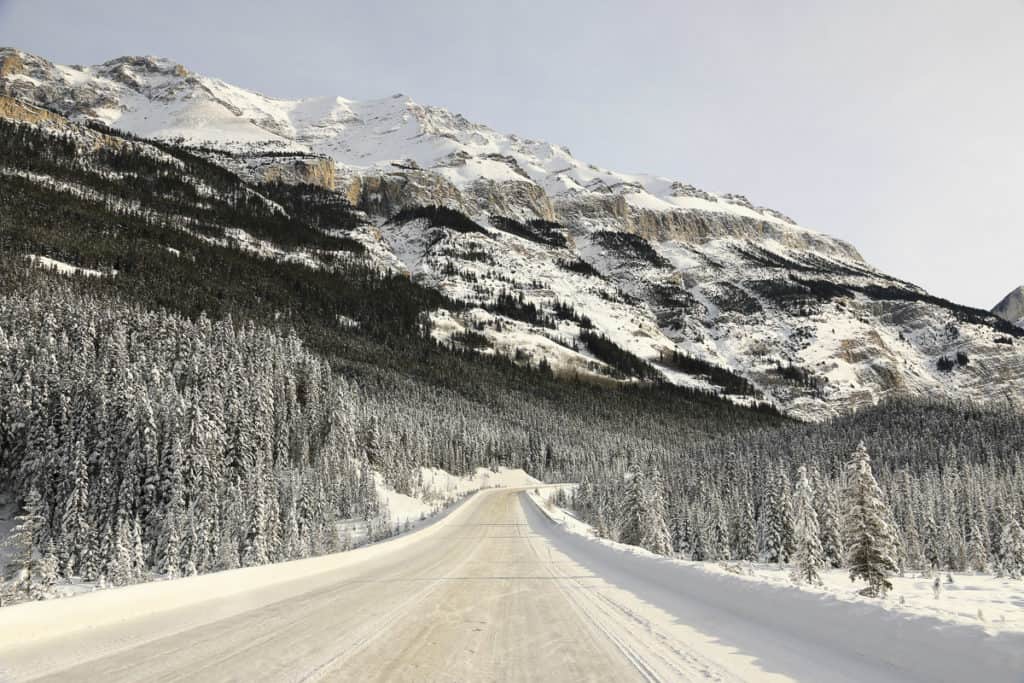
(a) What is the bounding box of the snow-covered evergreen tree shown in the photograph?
[59,438,90,577]
[619,460,647,548]
[760,467,793,564]
[2,487,46,599]
[967,522,988,573]
[641,467,673,555]
[38,538,59,594]
[998,518,1024,579]
[817,487,844,569]
[841,443,899,596]
[734,498,758,562]
[791,465,824,585]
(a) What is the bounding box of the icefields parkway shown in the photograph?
[0,489,1021,682]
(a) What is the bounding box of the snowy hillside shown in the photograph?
[3,46,1024,419]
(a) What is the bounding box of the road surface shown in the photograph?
[0,489,1020,682]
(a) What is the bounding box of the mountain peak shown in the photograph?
[98,55,189,78]
[993,285,1024,328]
[0,47,863,262]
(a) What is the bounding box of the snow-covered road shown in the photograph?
[0,488,1021,682]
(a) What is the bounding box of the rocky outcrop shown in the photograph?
[0,95,63,126]
[189,152,338,191]
[463,179,557,222]
[0,49,120,119]
[96,56,189,90]
[343,171,467,217]
[0,95,133,155]
[554,194,861,262]
[993,286,1024,329]
[258,157,336,190]
[0,49,25,78]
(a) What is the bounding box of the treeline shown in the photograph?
[389,205,487,235]
[556,257,602,278]
[257,181,364,234]
[0,168,446,347]
[579,330,661,381]
[659,349,761,397]
[482,291,592,331]
[490,215,568,248]
[592,231,670,269]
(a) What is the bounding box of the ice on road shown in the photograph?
[0,489,1021,682]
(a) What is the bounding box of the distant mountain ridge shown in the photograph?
[0,48,857,256]
[3,46,1023,420]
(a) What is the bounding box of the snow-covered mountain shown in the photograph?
[993,286,1024,330]
[4,46,1023,420]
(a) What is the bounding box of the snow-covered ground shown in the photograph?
[529,487,1024,634]
[27,254,108,278]
[525,487,1024,681]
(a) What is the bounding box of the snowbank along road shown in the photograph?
[0,488,1021,682]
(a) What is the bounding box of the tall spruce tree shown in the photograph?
[641,467,673,555]
[791,465,824,585]
[999,518,1024,579]
[619,460,647,548]
[841,443,898,596]
[2,487,46,599]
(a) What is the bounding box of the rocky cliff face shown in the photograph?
[0,50,25,78]
[993,286,1024,329]
[205,152,338,191]
[0,94,64,126]
[3,46,1023,420]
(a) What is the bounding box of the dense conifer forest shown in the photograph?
[568,405,1024,588]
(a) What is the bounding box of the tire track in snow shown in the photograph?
[297,528,487,682]
[518,495,740,682]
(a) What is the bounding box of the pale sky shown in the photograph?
[1,0,1021,308]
